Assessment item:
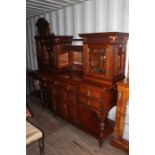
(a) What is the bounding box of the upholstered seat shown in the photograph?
[26,121,43,144]
[26,120,44,155]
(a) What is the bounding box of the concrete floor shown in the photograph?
[26,94,128,155]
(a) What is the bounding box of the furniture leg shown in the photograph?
[39,138,44,155]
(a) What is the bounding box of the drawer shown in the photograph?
[79,85,102,100]
[79,95,100,111]
[66,84,77,92]
[79,95,91,105]
[79,86,91,96]
[54,81,77,92]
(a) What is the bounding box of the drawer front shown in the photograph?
[66,84,77,92]
[53,80,77,92]
[79,86,91,96]
[79,95,100,111]
[79,85,102,100]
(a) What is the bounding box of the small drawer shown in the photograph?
[79,86,91,96]
[53,80,77,92]
[79,95,91,105]
[79,95,101,111]
[66,84,77,92]
[79,85,102,100]
[59,81,77,92]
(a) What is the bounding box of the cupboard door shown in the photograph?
[66,104,76,124]
[66,93,77,124]
[56,88,67,118]
[50,85,58,112]
[51,86,67,117]
[78,104,100,138]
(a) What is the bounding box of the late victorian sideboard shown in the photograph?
[34,18,129,146]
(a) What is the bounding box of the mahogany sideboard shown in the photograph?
[33,18,129,146]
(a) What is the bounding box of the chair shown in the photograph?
[26,120,44,155]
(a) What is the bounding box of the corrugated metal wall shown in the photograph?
[26,0,129,74]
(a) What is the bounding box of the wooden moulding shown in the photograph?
[79,32,129,44]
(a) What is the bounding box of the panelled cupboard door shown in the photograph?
[51,86,67,118]
[78,103,100,138]
[56,87,67,118]
[50,83,78,123]
[50,85,58,112]
[65,92,77,124]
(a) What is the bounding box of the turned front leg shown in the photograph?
[99,122,105,146]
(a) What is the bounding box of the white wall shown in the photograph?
[26,0,129,75]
